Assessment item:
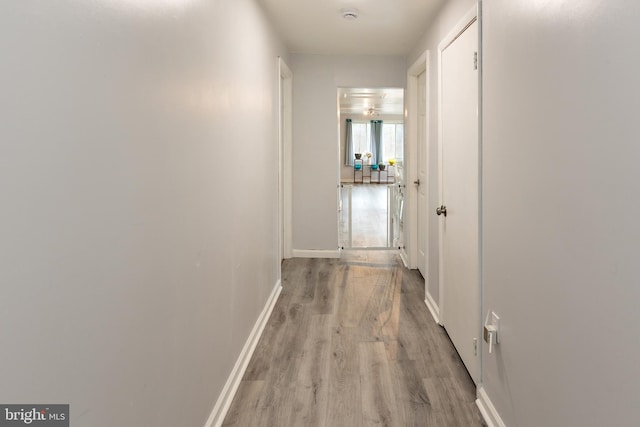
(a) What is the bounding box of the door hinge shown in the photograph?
[473,338,478,356]
[473,52,478,70]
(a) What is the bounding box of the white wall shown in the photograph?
[291,54,406,251]
[0,1,286,426]
[482,1,640,426]
[407,0,477,305]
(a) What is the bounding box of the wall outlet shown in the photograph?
[483,325,495,343]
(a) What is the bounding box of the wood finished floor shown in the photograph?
[340,184,389,248]
[222,251,486,427]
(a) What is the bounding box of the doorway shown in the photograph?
[337,87,405,250]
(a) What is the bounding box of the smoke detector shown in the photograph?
[341,8,359,20]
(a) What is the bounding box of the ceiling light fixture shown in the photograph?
[341,8,359,20]
[365,107,378,117]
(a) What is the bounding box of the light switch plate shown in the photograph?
[483,325,493,343]
[491,312,500,343]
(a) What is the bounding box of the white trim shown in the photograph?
[438,5,479,52]
[204,281,283,427]
[278,57,293,260]
[399,250,409,268]
[477,0,485,385]
[292,249,341,259]
[476,386,506,427]
[403,52,428,270]
[424,291,441,324]
[437,28,445,334]
[407,50,431,304]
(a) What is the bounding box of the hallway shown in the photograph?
[223,252,485,426]
[4,1,639,425]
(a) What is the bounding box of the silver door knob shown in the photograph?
[436,205,447,216]
[414,179,420,185]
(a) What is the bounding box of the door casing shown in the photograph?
[404,52,429,270]
[407,51,434,316]
[278,57,293,261]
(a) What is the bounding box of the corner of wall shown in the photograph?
[424,291,440,324]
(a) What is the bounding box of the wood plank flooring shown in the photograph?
[222,251,486,427]
[340,184,389,248]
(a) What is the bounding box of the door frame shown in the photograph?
[437,4,482,381]
[278,57,293,261]
[407,50,433,311]
[336,87,406,252]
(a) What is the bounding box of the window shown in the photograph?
[351,122,370,155]
[348,121,404,164]
[382,123,403,162]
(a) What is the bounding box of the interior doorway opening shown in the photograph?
[337,87,405,251]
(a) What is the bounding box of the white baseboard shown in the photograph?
[292,249,340,258]
[424,290,440,324]
[476,386,506,427]
[399,249,409,268]
[204,280,283,427]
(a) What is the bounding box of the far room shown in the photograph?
[338,87,404,249]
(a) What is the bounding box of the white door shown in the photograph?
[417,70,428,276]
[440,18,479,382]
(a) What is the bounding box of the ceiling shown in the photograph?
[257,0,445,56]
[258,0,441,117]
[338,87,404,117]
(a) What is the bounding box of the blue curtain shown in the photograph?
[371,120,383,164]
[344,118,354,165]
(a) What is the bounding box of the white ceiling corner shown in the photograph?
[257,0,446,56]
[258,0,442,116]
